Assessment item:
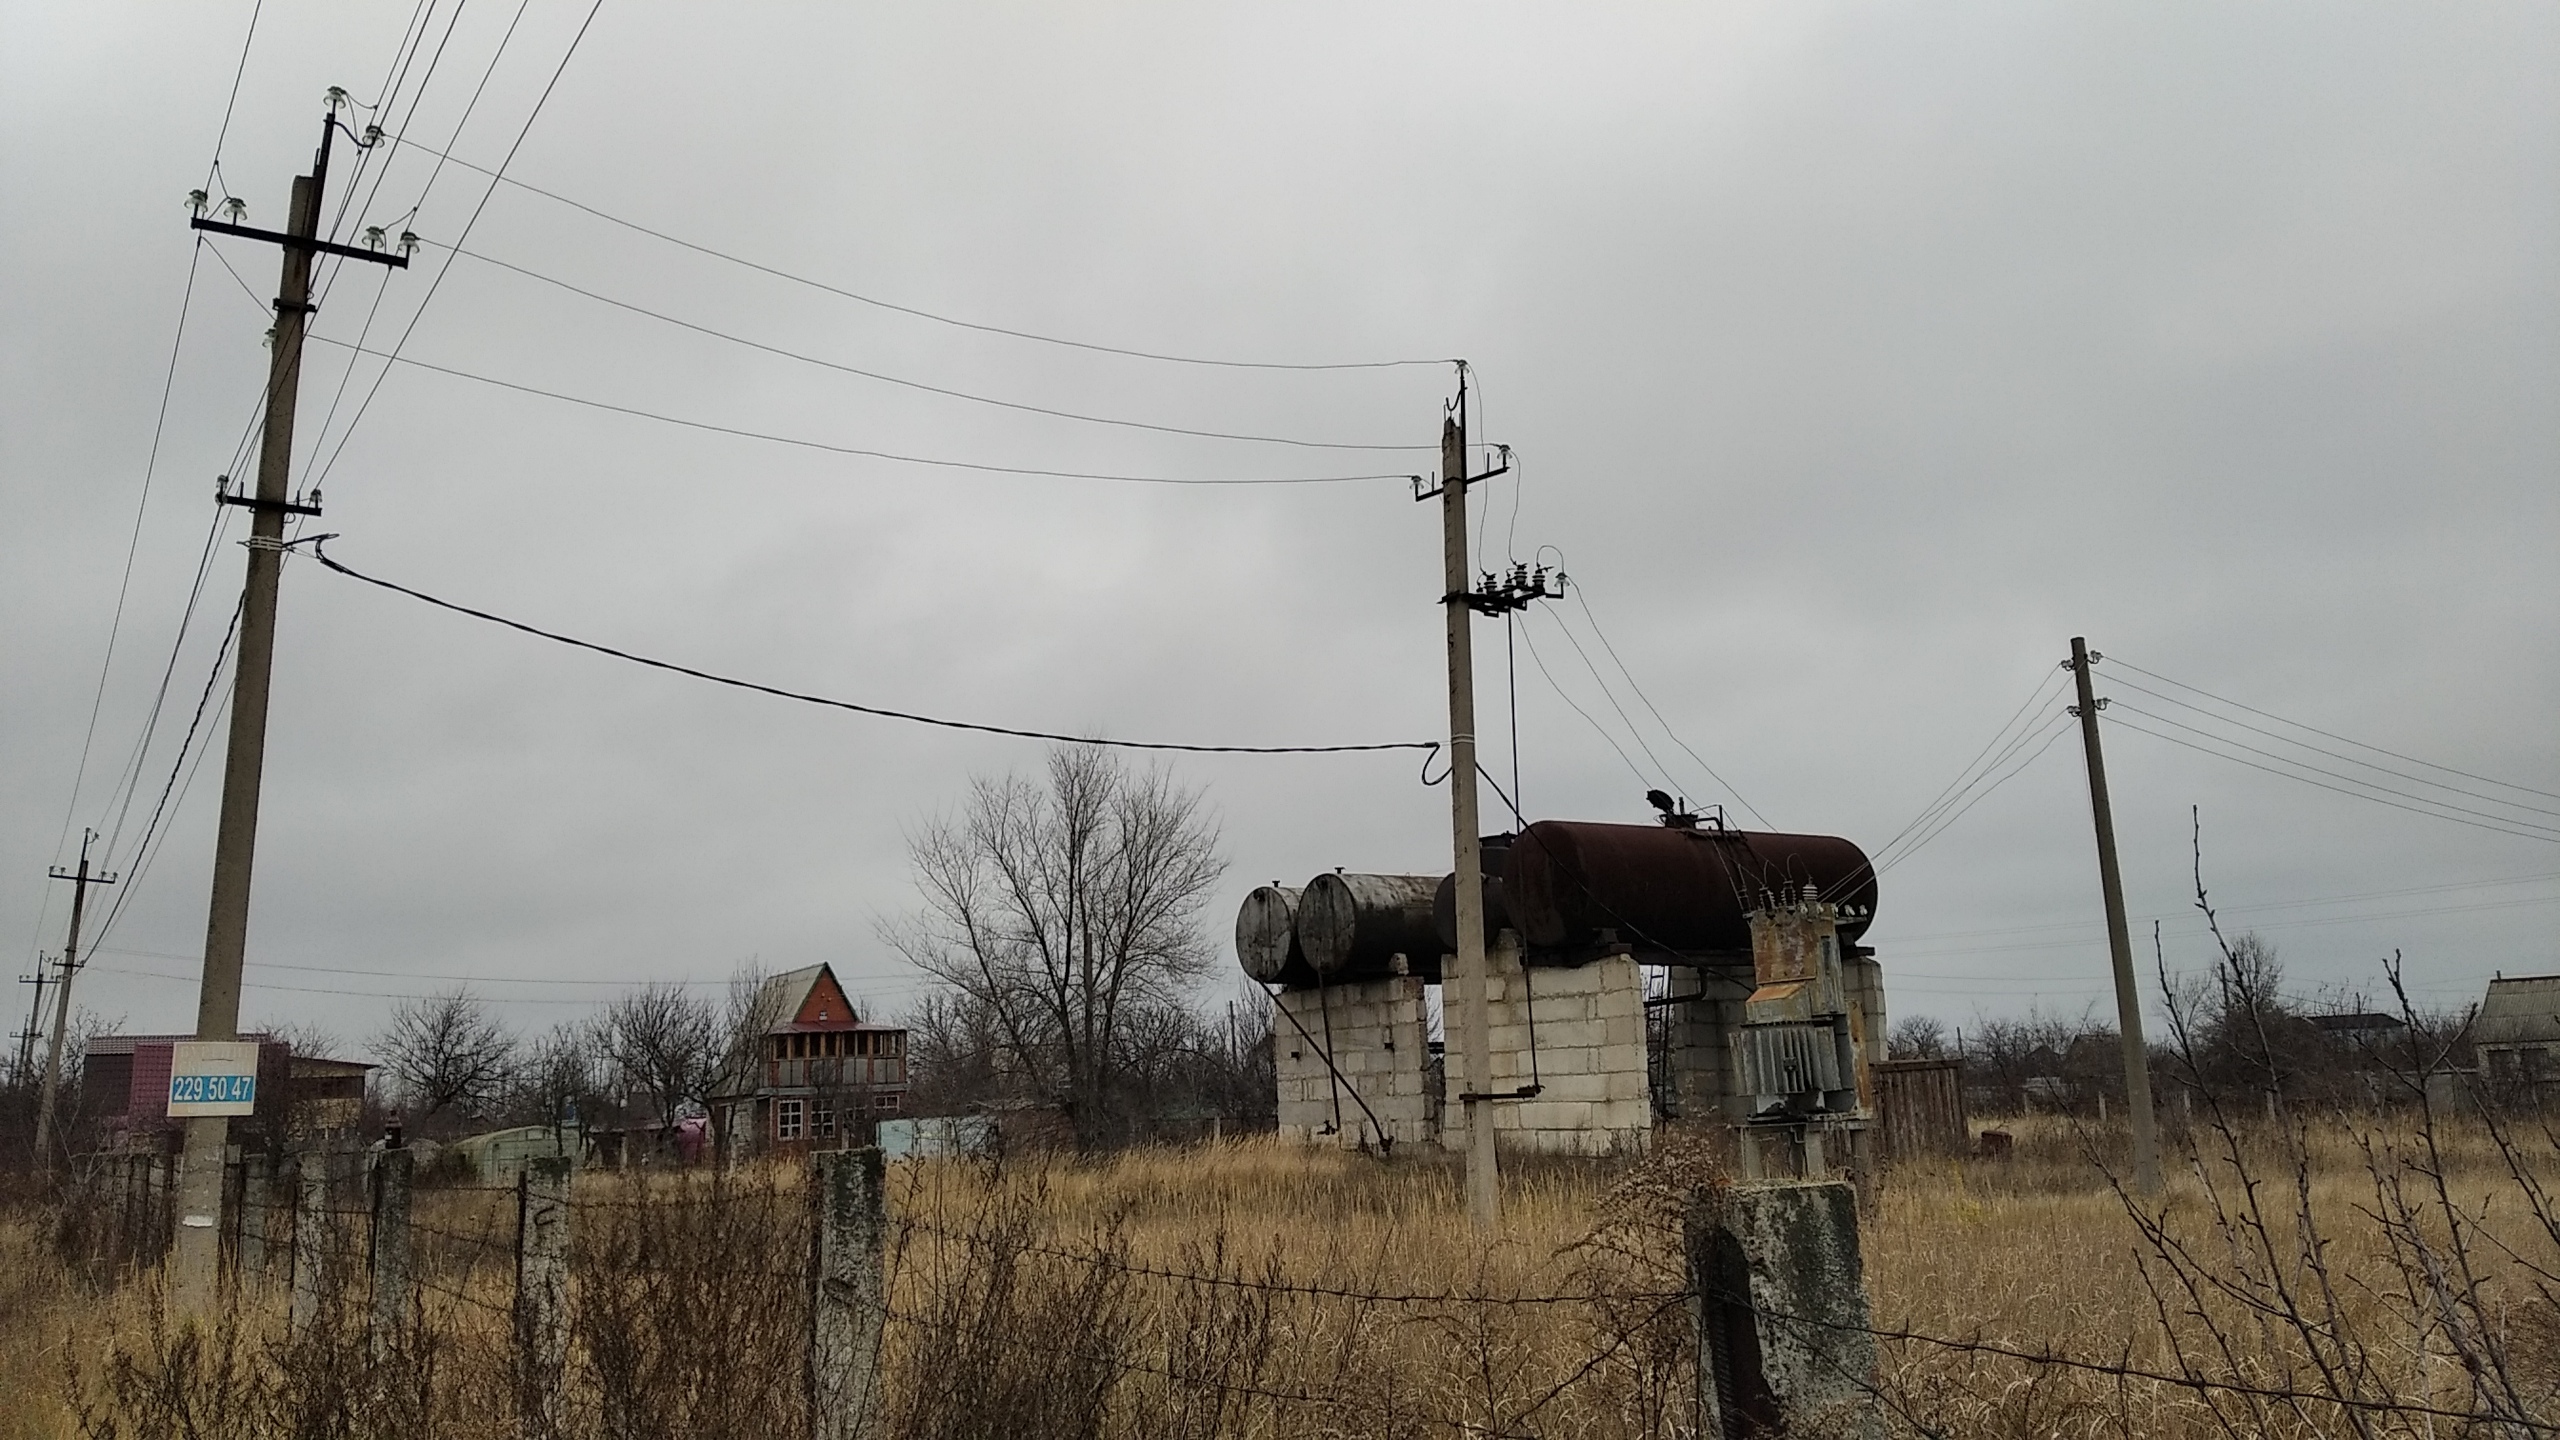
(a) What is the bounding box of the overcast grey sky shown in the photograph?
[4,3,2554,1061]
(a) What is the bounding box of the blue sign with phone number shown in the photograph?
[169,1074,256,1106]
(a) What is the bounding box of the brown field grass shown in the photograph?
[8,1109,2556,1437]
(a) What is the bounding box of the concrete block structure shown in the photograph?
[1443,938,1651,1155]
[1688,1180,1883,1439]
[1274,975,1437,1148]
[1661,968,1754,1122]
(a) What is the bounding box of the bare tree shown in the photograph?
[1888,1014,1948,1060]
[377,989,516,1127]
[602,982,720,1144]
[258,1019,346,1062]
[886,744,1225,1146]
[508,1020,603,1141]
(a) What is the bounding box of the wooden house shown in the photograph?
[711,964,908,1157]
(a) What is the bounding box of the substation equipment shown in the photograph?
[1238,814,1888,1177]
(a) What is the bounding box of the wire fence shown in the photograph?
[52,1143,2560,1439]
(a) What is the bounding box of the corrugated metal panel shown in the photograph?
[1874,1060,1967,1162]
[1739,1023,1841,1099]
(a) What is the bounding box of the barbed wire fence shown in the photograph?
[52,1138,2560,1439]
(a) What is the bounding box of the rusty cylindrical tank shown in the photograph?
[1234,885,1317,987]
[1295,872,1445,983]
[1432,834,1514,953]
[1501,822,1877,954]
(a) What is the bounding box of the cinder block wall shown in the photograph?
[1664,967,1753,1122]
[1444,939,1651,1155]
[1274,975,1436,1148]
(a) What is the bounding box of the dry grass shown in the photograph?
[9,1109,2556,1438]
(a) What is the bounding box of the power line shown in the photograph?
[1565,583,1769,828]
[1877,714,2078,875]
[201,0,263,193]
[375,128,1453,374]
[298,0,475,486]
[305,0,601,498]
[1535,603,1685,801]
[2104,715,2560,847]
[85,952,932,998]
[1861,672,2064,880]
[309,541,1443,761]
[2105,675,2560,821]
[2109,655,2560,804]
[296,335,1419,487]
[425,242,1442,452]
[41,243,212,917]
[1877,871,2560,947]
[1513,612,1656,793]
[90,602,244,948]
[1835,672,2070,899]
[2110,703,2560,841]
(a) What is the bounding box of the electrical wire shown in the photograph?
[96,510,239,866]
[305,0,603,498]
[309,541,1442,760]
[1537,604,1683,797]
[1514,612,1656,792]
[88,603,244,948]
[201,0,263,194]
[297,335,1418,487]
[2109,655,2560,804]
[298,0,475,492]
[1878,872,2560,947]
[2103,715,2560,847]
[83,956,932,1003]
[374,128,1453,374]
[2109,703,2560,839]
[1561,584,1770,827]
[39,242,212,907]
[2104,676,2560,821]
[1875,713,2077,875]
[1839,669,2067,896]
[426,242,1441,453]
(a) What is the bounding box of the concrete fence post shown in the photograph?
[239,1151,274,1283]
[513,1156,572,1438]
[290,1150,332,1333]
[1687,1180,1883,1440]
[148,1153,176,1268]
[369,1145,414,1357]
[809,1147,886,1440]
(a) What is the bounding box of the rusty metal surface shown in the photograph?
[1296,872,1445,982]
[1431,834,1513,952]
[1500,822,1877,954]
[1235,885,1317,987]
[1873,1059,1969,1162]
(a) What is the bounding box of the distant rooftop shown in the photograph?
[2477,974,2560,1048]
[2308,1013,2405,1034]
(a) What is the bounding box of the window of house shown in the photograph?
[815,1098,836,1137]
[777,1099,804,1140]
[771,1037,787,1061]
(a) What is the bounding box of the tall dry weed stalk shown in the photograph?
[575,1168,810,1440]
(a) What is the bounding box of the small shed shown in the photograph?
[1872,1059,1968,1162]
[878,1115,997,1160]
[2476,974,2560,1104]
[448,1123,580,1184]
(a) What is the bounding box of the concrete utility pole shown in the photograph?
[13,961,50,1086]
[2067,637,2163,1197]
[1434,371,1501,1227]
[170,101,409,1308]
[31,830,115,1173]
